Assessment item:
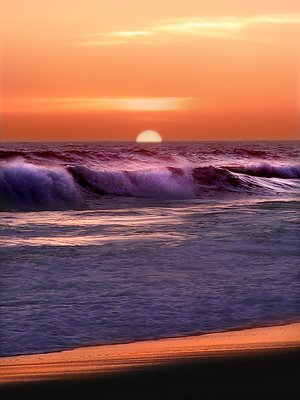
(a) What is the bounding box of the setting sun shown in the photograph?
[136,130,162,143]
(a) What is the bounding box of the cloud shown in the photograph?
[76,13,300,45]
[75,30,154,47]
[5,97,196,113]
[154,14,300,37]
[108,30,154,38]
[75,40,126,46]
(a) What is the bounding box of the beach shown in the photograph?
[1,323,300,399]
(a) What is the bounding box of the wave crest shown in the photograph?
[226,163,300,179]
[68,165,196,199]
[0,162,81,211]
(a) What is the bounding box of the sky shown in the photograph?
[1,0,300,141]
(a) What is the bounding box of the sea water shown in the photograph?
[0,141,299,356]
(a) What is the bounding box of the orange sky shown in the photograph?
[1,0,300,141]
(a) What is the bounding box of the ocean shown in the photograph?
[0,141,299,356]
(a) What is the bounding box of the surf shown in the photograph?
[1,158,299,211]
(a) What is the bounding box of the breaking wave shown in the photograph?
[226,163,300,179]
[0,162,82,211]
[0,159,299,211]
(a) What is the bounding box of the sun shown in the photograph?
[136,130,162,143]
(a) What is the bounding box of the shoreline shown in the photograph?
[3,317,300,359]
[1,322,299,384]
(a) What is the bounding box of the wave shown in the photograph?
[232,148,267,157]
[0,161,299,211]
[225,163,300,179]
[68,165,196,199]
[0,161,82,211]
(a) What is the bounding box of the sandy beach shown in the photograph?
[1,323,300,399]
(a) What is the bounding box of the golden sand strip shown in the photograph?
[1,323,299,383]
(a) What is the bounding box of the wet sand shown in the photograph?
[1,323,300,399]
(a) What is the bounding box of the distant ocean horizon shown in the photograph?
[1,141,299,356]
